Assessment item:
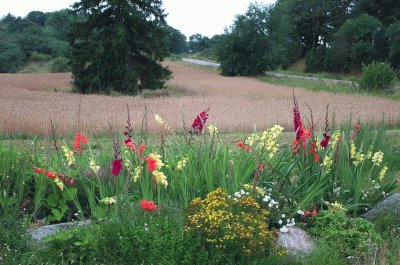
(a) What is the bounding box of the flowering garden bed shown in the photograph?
[0,99,399,264]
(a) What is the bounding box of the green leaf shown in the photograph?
[46,193,60,208]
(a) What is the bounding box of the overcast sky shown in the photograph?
[0,0,276,37]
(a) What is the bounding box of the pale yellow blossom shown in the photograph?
[207,125,218,136]
[328,201,346,213]
[372,151,384,166]
[330,130,341,147]
[379,165,388,181]
[62,145,75,166]
[100,196,117,205]
[54,177,64,191]
[350,142,356,158]
[89,159,100,174]
[133,165,142,182]
[154,114,164,125]
[152,170,168,188]
[177,157,189,170]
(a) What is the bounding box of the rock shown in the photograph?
[363,193,400,221]
[276,226,314,256]
[29,220,91,246]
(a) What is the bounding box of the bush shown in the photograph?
[33,204,209,264]
[29,52,52,62]
[310,211,382,259]
[50,56,70,73]
[360,61,397,91]
[0,47,25,73]
[305,47,326,73]
[185,188,280,262]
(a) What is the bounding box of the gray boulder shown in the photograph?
[363,193,400,221]
[276,226,314,255]
[29,220,91,246]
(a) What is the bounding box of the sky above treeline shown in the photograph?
[0,0,276,37]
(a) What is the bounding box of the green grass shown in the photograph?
[258,75,400,101]
[18,61,53,73]
[272,69,359,81]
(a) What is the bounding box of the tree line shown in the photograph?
[211,0,400,76]
[1,0,398,94]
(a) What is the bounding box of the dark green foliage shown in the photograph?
[216,3,277,76]
[0,39,25,72]
[70,0,171,95]
[386,22,400,69]
[310,211,382,259]
[50,56,71,72]
[164,26,188,54]
[360,61,397,91]
[188,33,210,53]
[326,15,384,71]
[354,0,400,26]
[34,205,209,264]
[0,9,75,72]
[305,47,327,73]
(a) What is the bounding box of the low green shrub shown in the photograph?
[50,56,70,73]
[360,61,397,91]
[33,204,209,264]
[305,47,326,73]
[309,210,382,260]
[30,52,52,62]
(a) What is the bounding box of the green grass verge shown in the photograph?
[258,76,400,101]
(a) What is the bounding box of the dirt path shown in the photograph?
[0,61,399,135]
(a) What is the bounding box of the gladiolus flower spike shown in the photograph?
[191,107,210,133]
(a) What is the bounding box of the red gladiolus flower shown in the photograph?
[191,108,210,133]
[236,141,252,151]
[34,167,41,173]
[258,163,263,171]
[314,154,320,162]
[320,133,330,149]
[304,209,317,218]
[139,144,147,153]
[69,179,75,185]
[145,157,158,172]
[72,133,89,150]
[140,200,157,211]
[65,178,69,184]
[126,141,136,151]
[47,171,55,179]
[111,159,123,176]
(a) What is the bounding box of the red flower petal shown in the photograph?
[111,159,123,176]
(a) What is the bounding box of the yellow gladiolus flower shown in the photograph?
[379,165,388,181]
[177,157,189,170]
[89,159,100,174]
[152,170,168,188]
[154,114,164,125]
[62,145,75,166]
[100,197,117,205]
[372,151,384,166]
[207,125,218,136]
[328,201,346,213]
[133,165,142,182]
[350,142,356,158]
[54,177,64,191]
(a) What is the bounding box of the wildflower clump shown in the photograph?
[185,188,278,259]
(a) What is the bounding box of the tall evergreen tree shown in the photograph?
[70,0,171,94]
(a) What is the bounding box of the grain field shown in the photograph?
[0,62,399,135]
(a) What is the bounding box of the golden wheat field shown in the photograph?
[0,61,399,135]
